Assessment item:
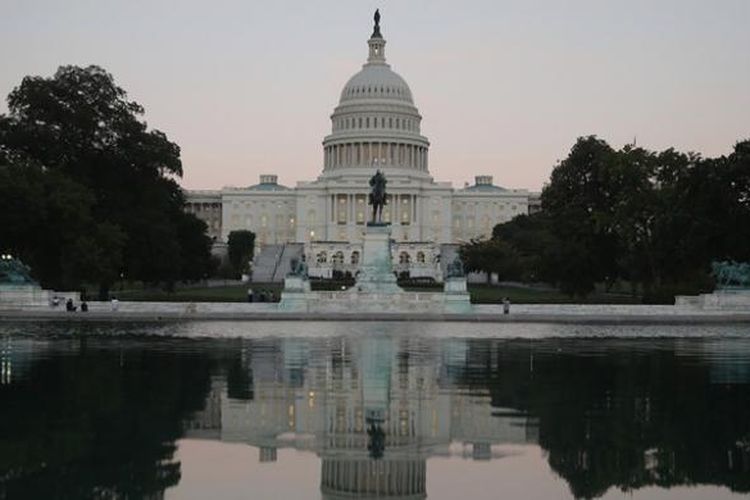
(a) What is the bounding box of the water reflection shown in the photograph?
[1,327,750,499]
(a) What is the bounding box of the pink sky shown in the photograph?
[2,0,748,192]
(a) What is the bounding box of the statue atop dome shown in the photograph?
[372,9,382,38]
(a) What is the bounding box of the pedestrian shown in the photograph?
[65,298,76,312]
[111,296,119,312]
[80,301,88,312]
[503,297,511,315]
[247,288,254,303]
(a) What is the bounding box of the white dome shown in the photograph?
[340,65,414,104]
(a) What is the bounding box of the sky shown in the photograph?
[1,0,749,192]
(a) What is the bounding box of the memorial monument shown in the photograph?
[0,255,79,306]
[675,260,750,310]
[279,171,472,313]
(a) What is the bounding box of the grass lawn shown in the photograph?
[116,284,283,302]
[116,282,640,304]
[465,284,640,304]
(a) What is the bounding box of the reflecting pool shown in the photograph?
[1,322,749,499]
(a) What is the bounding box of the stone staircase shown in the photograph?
[252,243,306,283]
[251,244,284,283]
[271,243,305,282]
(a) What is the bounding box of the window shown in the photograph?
[417,252,425,263]
[399,252,411,264]
[332,251,344,265]
[351,251,360,265]
[317,251,327,263]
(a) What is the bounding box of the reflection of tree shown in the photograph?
[0,338,215,499]
[452,339,750,499]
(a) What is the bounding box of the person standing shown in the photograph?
[503,297,511,315]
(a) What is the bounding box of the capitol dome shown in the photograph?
[321,10,430,176]
[339,65,414,104]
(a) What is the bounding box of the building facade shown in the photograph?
[186,15,533,280]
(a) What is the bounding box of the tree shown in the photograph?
[227,230,256,278]
[542,136,622,292]
[460,238,521,283]
[0,65,212,295]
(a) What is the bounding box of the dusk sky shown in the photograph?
[2,0,748,191]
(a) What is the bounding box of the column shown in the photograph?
[394,193,399,223]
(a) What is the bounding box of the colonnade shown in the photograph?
[321,459,426,497]
[329,193,418,225]
[324,142,428,171]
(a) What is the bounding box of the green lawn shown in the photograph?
[115,282,640,304]
[465,284,640,304]
[116,284,282,302]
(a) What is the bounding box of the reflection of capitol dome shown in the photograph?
[322,11,430,176]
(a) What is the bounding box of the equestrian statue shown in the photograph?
[368,170,388,224]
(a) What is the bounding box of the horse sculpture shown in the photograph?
[368,170,387,224]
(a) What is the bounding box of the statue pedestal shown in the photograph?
[355,224,402,294]
[676,289,750,310]
[279,276,312,311]
[443,277,472,313]
[276,224,474,315]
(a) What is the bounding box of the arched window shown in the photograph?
[416,251,425,263]
[333,251,344,265]
[350,251,360,265]
[317,251,327,264]
[399,252,411,264]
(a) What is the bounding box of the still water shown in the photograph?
[1,321,749,500]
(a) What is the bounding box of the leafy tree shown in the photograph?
[227,230,256,278]
[460,238,521,283]
[0,65,212,296]
[541,136,622,292]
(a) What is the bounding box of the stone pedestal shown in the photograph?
[443,277,472,313]
[676,289,750,310]
[278,275,312,311]
[355,224,402,294]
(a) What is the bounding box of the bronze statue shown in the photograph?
[712,260,750,289]
[287,257,308,279]
[0,257,37,285]
[446,256,466,278]
[368,170,387,224]
[372,9,382,38]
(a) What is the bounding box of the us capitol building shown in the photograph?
[185,12,538,282]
